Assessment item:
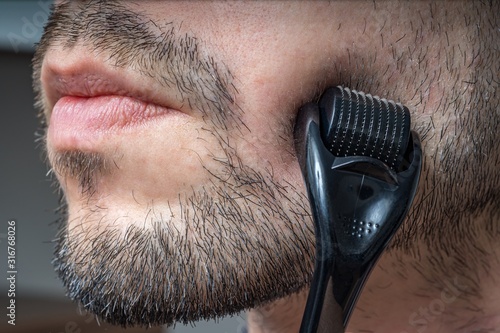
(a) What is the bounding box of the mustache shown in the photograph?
[32,0,242,131]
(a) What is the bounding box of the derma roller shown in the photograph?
[295,86,422,333]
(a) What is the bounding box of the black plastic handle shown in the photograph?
[295,98,422,333]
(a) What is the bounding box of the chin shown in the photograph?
[52,167,315,327]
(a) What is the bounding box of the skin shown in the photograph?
[33,1,499,332]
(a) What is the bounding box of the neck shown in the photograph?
[349,249,500,333]
[247,211,500,333]
[247,291,307,333]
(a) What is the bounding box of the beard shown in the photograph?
[35,0,499,329]
[35,1,316,327]
[50,140,315,327]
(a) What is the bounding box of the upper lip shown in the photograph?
[40,49,188,123]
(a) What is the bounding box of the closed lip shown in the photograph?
[40,53,190,125]
[39,51,195,150]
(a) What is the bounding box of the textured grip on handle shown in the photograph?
[319,86,410,171]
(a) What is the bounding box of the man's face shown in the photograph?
[33,0,499,329]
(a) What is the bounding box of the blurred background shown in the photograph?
[0,1,245,332]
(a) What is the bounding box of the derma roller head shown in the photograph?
[319,87,411,171]
[295,86,422,333]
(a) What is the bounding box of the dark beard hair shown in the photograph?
[36,1,315,327]
[51,144,315,327]
[34,0,500,329]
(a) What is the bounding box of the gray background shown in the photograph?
[0,1,245,332]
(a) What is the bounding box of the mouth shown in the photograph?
[38,47,207,199]
[40,50,191,151]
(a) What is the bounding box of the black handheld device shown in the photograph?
[294,86,422,333]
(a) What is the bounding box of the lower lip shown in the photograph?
[48,95,175,149]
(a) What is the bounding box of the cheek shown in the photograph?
[105,130,224,201]
[234,107,304,191]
